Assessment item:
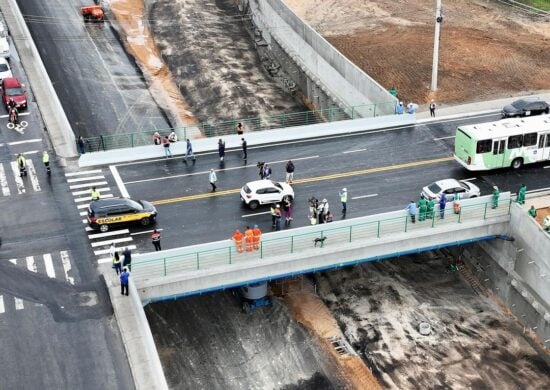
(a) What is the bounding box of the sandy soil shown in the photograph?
[284,0,550,105]
[314,250,550,389]
[534,206,550,227]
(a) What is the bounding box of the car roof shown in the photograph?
[89,197,138,210]
[2,77,21,88]
[245,180,280,189]
[434,179,461,189]
[458,115,550,139]
[0,58,8,65]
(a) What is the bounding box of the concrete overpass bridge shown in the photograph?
[131,193,513,303]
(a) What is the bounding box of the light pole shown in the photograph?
[431,0,443,91]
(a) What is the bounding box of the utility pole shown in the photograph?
[431,0,443,91]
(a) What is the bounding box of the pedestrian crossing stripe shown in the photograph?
[0,159,46,196]
[65,169,102,177]
[0,163,10,196]
[72,187,110,196]
[69,181,108,190]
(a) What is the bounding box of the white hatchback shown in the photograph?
[421,178,480,202]
[240,180,294,209]
[0,22,10,58]
[0,58,12,81]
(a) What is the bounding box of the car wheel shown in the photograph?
[470,195,477,198]
[141,217,151,226]
[545,107,549,114]
[99,224,109,232]
[249,201,259,210]
[511,158,523,170]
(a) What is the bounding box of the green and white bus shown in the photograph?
[454,114,550,171]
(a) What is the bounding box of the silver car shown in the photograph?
[421,179,480,201]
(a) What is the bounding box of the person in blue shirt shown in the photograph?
[396,101,404,115]
[439,195,447,219]
[120,268,130,296]
[406,201,417,223]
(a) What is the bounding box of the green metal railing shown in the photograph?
[80,101,396,153]
[131,196,512,280]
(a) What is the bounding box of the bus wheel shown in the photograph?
[511,158,523,169]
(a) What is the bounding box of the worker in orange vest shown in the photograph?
[252,224,262,250]
[232,229,243,253]
[244,226,254,252]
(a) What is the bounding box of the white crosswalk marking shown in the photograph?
[60,250,74,285]
[67,176,105,183]
[91,236,133,248]
[10,161,25,194]
[26,256,37,272]
[94,245,136,256]
[9,259,25,311]
[74,193,113,203]
[98,258,114,264]
[80,211,88,216]
[69,181,108,190]
[72,187,110,196]
[26,160,41,192]
[0,164,10,196]
[0,295,4,314]
[43,254,56,278]
[87,229,129,239]
[77,203,91,209]
[65,169,102,177]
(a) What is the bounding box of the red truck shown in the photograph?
[81,5,104,22]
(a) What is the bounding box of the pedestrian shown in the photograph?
[168,131,178,143]
[544,216,550,232]
[120,268,130,296]
[406,201,417,223]
[42,151,50,171]
[258,162,266,179]
[209,169,217,192]
[418,195,427,221]
[274,205,282,231]
[262,163,272,180]
[429,99,436,117]
[241,138,247,160]
[528,205,537,218]
[427,198,435,219]
[109,242,116,260]
[395,101,404,115]
[244,226,254,252]
[407,102,416,114]
[252,224,262,250]
[324,211,333,223]
[232,229,243,253]
[151,229,161,251]
[319,198,329,224]
[516,184,527,205]
[339,188,348,214]
[285,160,295,183]
[162,135,172,158]
[270,204,277,227]
[90,186,101,201]
[439,195,446,219]
[122,247,132,271]
[113,252,122,275]
[77,136,86,154]
[153,131,161,145]
[218,139,225,161]
[308,197,319,225]
[282,196,293,223]
[236,122,244,135]
[453,192,461,214]
[492,186,500,209]
[182,139,196,165]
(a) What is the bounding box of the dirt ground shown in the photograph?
[284,0,550,105]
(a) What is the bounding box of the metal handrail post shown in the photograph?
[405,215,408,232]
[431,210,435,227]
[229,247,232,264]
[196,253,199,270]
[163,257,167,276]
[377,221,381,238]
[508,198,512,214]
[483,202,488,219]
[290,236,294,253]
[349,226,352,242]
[260,242,263,259]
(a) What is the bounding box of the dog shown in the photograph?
[314,236,327,247]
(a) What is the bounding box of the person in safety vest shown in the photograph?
[244,226,254,252]
[16,153,26,170]
[252,225,262,250]
[90,186,101,201]
[492,186,500,209]
[232,229,243,253]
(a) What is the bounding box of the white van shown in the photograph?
[0,22,10,58]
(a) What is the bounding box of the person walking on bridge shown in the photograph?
[285,160,295,183]
[209,169,217,192]
[406,201,417,223]
[151,229,161,251]
[182,139,196,165]
[492,186,500,209]
[252,225,262,250]
[339,188,348,215]
[241,138,248,160]
[439,195,446,219]
[232,229,243,253]
[218,139,226,162]
[244,226,254,252]
[516,184,527,205]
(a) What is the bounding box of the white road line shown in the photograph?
[43,254,55,278]
[98,257,113,264]
[91,237,133,248]
[433,136,455,141]
[9,259,16,265]
[0,295,4,314]
[462,178,477,182]
[129,228,163,236]
[0,164,10,196]
[544,166,550,169]
[72,187,110,196]
[65,169,103,177]
[74,193,113,203]
[66,175,105,183]
[351,193,378,200]
[26,256,37,272]
[0,137,40,146]
[88,229,130,239]
[60,251,74,285]
[0,112,31,119]
[10,161,25,194]
[123,155,320,185]
[342,148,366,154]
[242,211,271,218]
[527,187,550,193]
[82,219,88,224]
[85,227,94,231]
[26,160,41,192]
[77,203,91,209]
[94,245,135,256]
[110,164,130,198]
[79,211,88,216]
[69,181,108,190]
[15,297,24,310]
[22,150,39,155]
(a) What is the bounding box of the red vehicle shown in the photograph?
[1,77,27,111]
[81,5,104,22]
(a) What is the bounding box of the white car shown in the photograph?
[0,58,12,81]
[0,22,9,58]
[422,178,480,202]
[240,180,294,209]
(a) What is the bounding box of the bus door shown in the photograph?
[538,133,550,161]
[491,138,506,168]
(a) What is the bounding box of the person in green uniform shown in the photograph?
[528,206,537,218]
[516,184,527,205]
[427,198,435,219]
[418,196,428,221]
[492,186,500,209]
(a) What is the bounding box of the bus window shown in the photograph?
[546,134,550,147]
[539,134,545,148]
[476,139,492,154]
[524,133,537,147]
[508,135,523,149]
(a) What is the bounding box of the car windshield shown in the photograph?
[511,100,528,109]
[459,182,469,190]
[127,199,143,210]
[243,185,251,194]
[271,180,283,190]
[428,183,442,194]
[6,87,23,96]
[0,64,8,72]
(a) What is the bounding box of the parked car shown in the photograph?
[240,180,294,210]
[1,77,27,110]
[421,178,480,202]
[87,197,157,232]
[501,98,549,118]
[0,22,9,58]
[0,58,12,81]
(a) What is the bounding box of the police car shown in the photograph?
[87,198,157,232]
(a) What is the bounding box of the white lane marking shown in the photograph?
[66,175,105,183]
[94,245,136,256]
[351,193,378,200]
[342,148,366,154]
[242,211,271,218]
[60,251,74,285]
[65,169,102,177]
[10,259,25,310]
[110,164,130,198]
[433,136,455,141]
[22,150,39,155]
[69,181,108,190]
[461,178,477,182]
[88,229,130,239]
[0,112,31,119]
[10,161,25,194]
[77,203,91,209]
[74,193,113,203]
[129,228,163,236]
[26,160,41,192]
[85,227,94,231]
[91,236,133,248]
[123,155,320,185]
[526,187,550,193]
[0,295,4,314]
[0,137,39,147]
[98,257,113,264]
[43,254,55,278]
[79,211,88,216]
[544,166,550,169]
[9,259,16,265]
[0,164,10,196]
[82,219,88,223]
[72,187,110,196]
[26,256,37,272]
